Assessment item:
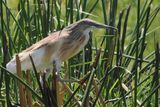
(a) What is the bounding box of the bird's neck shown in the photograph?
[83,28,91,36]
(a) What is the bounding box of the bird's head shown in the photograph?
[79,19,117,30]
[65,18,117,35]
[65,18,117,33]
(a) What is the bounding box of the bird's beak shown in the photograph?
[93,23,117,31]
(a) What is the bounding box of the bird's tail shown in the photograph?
[6,58,17,73]
[6,53,32,73]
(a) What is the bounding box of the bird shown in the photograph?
[6,18,117,77]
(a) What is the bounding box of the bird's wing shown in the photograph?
[23,31,62,53]
[18,31,63,63]
[6,31,63,72]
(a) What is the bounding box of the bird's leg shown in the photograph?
[53,60,78,83]
[52,59,61,78]
[39,69,49,89]
[39,72,45,89]
[39,67,54,89]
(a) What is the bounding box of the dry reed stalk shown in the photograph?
[52,64,59,107]
[60,80,81,107]
[57,62,67,106]
[86,96,90,107]
[26,70,32,107]
[93,79,105,107]
[16,55,27,106]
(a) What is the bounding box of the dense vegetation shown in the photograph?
[0,0,160,106]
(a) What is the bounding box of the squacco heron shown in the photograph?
[6,19,116,78]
